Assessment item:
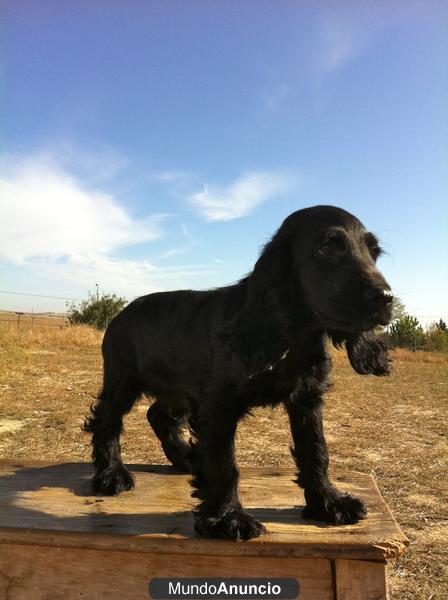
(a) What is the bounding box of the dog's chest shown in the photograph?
[241,348,330,408]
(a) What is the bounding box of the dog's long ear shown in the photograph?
[222,235,293,375]
[332,331,391,376]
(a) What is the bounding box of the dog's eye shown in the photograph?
[364,233,383,260]
[365,234,382,260]
[318,241,334,254]
[318,232,343,255]
[369,245,382,260]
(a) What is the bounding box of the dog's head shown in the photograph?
[285,205,393,334]
[240,205,393,375]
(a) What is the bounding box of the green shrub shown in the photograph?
[67,293,127,330]
[435,318,447,332]
[391,297,407,321]
[388,315,425,350]
[424,324,448,353]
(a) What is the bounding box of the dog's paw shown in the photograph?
[303,492,367,525]
[92,466,135,496]
[194,510,266,541]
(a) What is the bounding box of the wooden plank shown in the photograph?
[0,461,408,560]
[0,544,334,600]
[335,559,388,600]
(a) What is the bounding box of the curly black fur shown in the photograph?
[84,205,393,540]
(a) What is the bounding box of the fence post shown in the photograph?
[16,312,23,330]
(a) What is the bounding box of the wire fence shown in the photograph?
[0,312,70,331]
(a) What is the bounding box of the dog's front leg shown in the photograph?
[286,395,367,524]
[191,401,266,541]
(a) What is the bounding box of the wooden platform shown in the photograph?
[0,462,408,599]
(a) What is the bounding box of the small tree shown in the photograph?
[424,320,448,353]
[391,297,407,321]
[67,292,127,330]
[435,318,448,332]
[388,315,424,351]
[375,296,407,334]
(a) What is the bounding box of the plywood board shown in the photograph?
[0,544,334,600]
[0,462,408,560]
[335,559,388,600]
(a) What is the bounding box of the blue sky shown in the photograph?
[1,1,447,324]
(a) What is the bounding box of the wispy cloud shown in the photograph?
[310,4,426,83]
[313,18,361,80]
[260,83,290,112]
[316,22,358,77]
[256,6,416,99]
[33,254,218,300]
[155,170,192,183]
[190,170,297,222]
[256,12,366,109]
[55,141,129,183]
[157,223,199,260]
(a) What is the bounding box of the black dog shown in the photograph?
[84,205,393,540]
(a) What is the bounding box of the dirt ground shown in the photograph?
[0,326,447,599]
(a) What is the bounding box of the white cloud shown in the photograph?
[0,156,297,308]
[0,156,163,264]
[0,155,223,305]
[190,171,296,222]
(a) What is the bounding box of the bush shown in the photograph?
[424,324,448,353]
[388,315,425,350]
[384,301,448,353]
[67,293,127,330]
[391,297,407,321]
[435,318,447,332]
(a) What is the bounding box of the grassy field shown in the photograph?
[0,326,447,599]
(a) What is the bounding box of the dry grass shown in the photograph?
[390,347,448,364]
[0,326,447,599]
[330,345,448,365]
[0,324,102,351]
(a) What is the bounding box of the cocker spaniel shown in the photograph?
[85,205,393,540]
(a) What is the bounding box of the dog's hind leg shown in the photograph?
[147,400,193,473]
[84,372,142,495]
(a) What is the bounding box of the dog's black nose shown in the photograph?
[365,287,393,307]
